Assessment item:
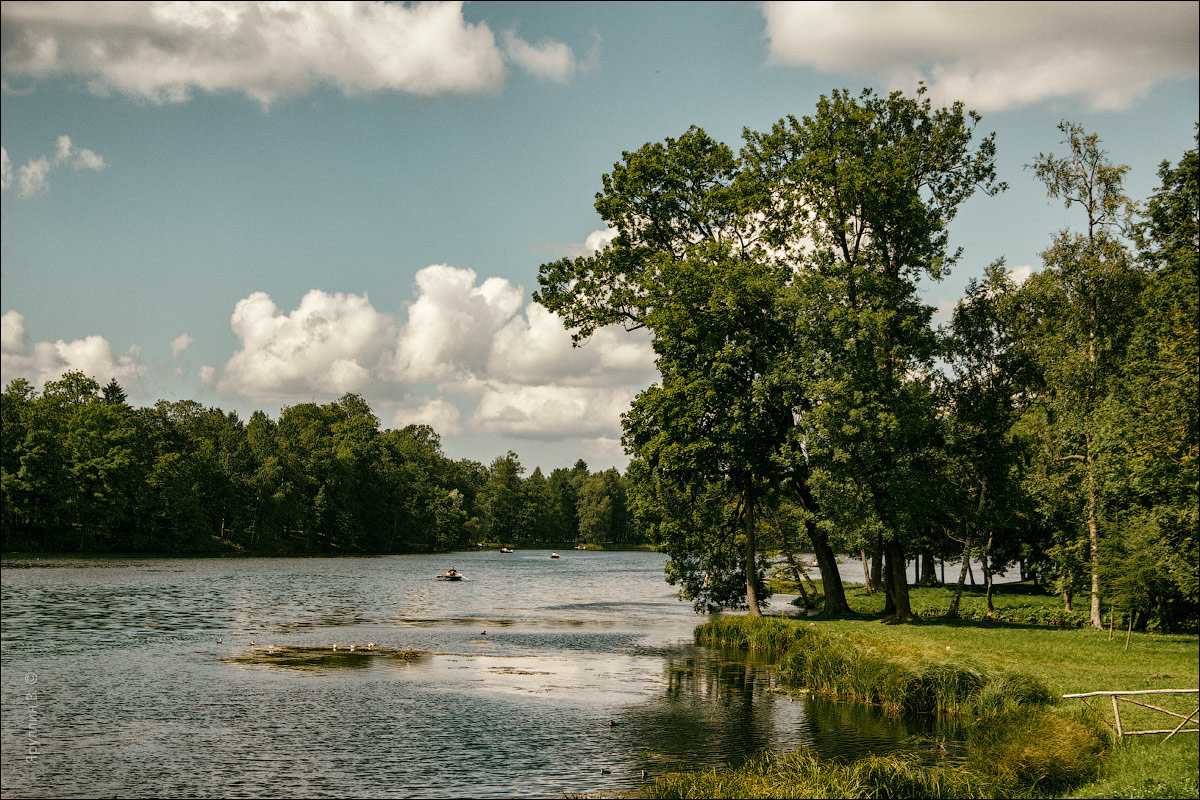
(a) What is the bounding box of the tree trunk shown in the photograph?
[744,492,761,616]
[967,559,976,586]
[793,478,849,614]
[882,547,896,615]
[885,538,912,621]
[809,523,850,613]
[920,549,935,584]
[861,548,874,594]
[982,534,995,619]
[873,534,883,597]
[946,536,972,618]
[1086,434,1103,629]
[1086,289,1103,630]
[1063,589,1073,613]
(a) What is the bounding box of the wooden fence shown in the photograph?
[1063,689,1199,740]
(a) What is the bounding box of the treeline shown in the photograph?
[538,89,1197,632]
[0,383,644,555]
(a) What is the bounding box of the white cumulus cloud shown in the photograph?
[473,382,638,439]
[0,310,145,391]
[503,30,576,83]
[0,147,11,192]
[549,226,618,260]
[218,289,395,401]
[2,135,105,196]
[761,1,1199,110]
[392,264,524,384]
[16,155,50,196]
[170,332,194,357]
[54,135,105,171]
[489,302,655,388]
[390,263,654,439]
[391,397,463,436]
[1,1,577,105]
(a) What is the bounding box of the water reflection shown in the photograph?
[2,552,966,798]
[618,645,967,786]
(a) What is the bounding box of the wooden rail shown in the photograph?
[1063,689,1199,741]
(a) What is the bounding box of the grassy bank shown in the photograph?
[637,604,1198,799]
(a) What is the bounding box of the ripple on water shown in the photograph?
[2,552,967,798]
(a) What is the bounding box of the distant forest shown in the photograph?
[0,379,643,555]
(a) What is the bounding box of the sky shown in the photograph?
[2,1,1197,474]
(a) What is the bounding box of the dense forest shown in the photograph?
[2,89,1195,634]
[0,383,643,555]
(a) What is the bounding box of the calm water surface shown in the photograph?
[2,551,960,798]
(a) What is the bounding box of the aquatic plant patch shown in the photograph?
[221,645,424,671]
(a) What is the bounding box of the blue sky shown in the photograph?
[2,1,1197,473]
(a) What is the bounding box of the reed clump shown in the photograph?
[641,750,997,799]
[694,614,814,652]
[966,710,1110,794]
[698,617,1046,717]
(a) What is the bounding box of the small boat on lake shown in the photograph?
[500,547,513,553]
[437,568,464,581]
[550,552,560,559]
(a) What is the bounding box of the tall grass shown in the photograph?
[966,710,1111,795]
[699,616,1049,717]
[694,615,814,652]
[641,750,999,799]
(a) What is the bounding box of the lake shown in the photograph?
[1,550,963,798]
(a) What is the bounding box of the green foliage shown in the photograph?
[0,383,643,555]
[744,87,1004,622]
[543,87,1005,619]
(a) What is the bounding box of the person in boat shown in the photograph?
[444,567,459,578]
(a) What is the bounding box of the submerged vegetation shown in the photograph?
[222,645,425,671]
